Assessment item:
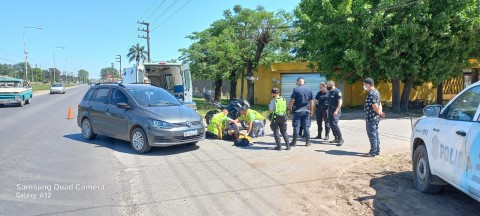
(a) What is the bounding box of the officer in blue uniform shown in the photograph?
[326,80,344,146]
[314,82,330,140]
[287,77,314,147]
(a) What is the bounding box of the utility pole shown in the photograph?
[111,63,114,82]
[116,55,122,79]
[137,21,150,63]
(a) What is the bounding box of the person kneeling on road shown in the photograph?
[239,107,265,138]
[269,88,290,150]
[206,109,238,140]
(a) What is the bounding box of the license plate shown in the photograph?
[183,130,198,137]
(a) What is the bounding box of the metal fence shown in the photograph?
[192,80,231,99]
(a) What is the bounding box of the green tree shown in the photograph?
[0,64,14,77]
[100,67,119,80]
[78,69,89,84]
[296,0,480,112]
[32,67,43,83]
[180,19,243,101]
[127,43,147,65]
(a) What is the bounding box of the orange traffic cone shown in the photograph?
[67,106,74,119]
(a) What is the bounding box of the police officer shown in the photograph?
[287,77,314,147]
[268,88,290,150]
[314,82,330,140]
[326,80,344,146]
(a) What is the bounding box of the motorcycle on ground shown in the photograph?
[203,90,250,129]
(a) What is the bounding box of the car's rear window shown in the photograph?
[83,89,95,101]
[52,84,63,87]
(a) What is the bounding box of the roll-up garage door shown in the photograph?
[281,73,327,104]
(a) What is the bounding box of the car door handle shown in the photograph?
[456,131,467,137]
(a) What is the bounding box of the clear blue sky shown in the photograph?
[0,0,300,79]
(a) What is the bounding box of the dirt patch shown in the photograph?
[335,153,480,216]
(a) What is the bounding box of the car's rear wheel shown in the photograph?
[81,118,97,140]
[131,128,151,154]
[413,145,443,193]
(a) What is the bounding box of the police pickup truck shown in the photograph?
[411,81,480,201]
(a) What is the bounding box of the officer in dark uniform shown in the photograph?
[287,77,314,147]
[326,80,344,146]
[314,82,330,140]
[268,88,289,150]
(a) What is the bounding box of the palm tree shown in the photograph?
[127,43,147,64]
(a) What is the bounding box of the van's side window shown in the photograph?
[109,89,128,105]
[93,88,110,104]
[165,74,174,90]
[84,89,95,101]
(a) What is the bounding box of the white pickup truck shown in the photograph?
[411,81,480,201]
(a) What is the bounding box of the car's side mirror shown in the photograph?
[117,103,130,110]
[424,105,442,118]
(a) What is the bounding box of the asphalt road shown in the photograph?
[0,86,415,216]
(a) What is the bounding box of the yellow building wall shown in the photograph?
[236,62,315,105]
[237,62,438,107]
[343,81,437,107]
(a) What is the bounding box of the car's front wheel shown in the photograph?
[81,118,97,140]
[131,128,151,154]
[413,145,443,193]
[25,96,31,104]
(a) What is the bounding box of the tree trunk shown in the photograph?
[436,82,443,105]
[246,61,255,105]
[240,69,245,99]
[230,78,237,99]
[391,79,401,113]
[400,78,414,112]
[214,79,222,102]
[229,70,238,99]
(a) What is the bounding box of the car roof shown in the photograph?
[0,76,24,82]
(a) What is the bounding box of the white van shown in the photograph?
[122,62,196,110]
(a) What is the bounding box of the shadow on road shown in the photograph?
[64,133,200,156]
[315,149,363,156]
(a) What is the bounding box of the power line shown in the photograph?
[145,0,167,21]
[150,0,181,25]
[0,57,17,63]
[152,0,192,31]
[139,0,158,21]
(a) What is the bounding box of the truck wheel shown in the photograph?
[205,110,219,125]
[413,145,443,193]
[131,128,151,154]
[81,118,97,140]
[25,96,31,104]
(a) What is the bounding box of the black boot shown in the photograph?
[290,137,297,147]
[324,132,330,141]
[336,135,344,146]
[274,144,281,151]
[314,132,322,139]
[306,138,311,147]
[285,142,291,150]
[329,135,339,143]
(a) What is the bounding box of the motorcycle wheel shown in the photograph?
[241,120,248,130]
[205,110,219,125]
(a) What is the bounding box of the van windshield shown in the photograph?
[127,86,182,107]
